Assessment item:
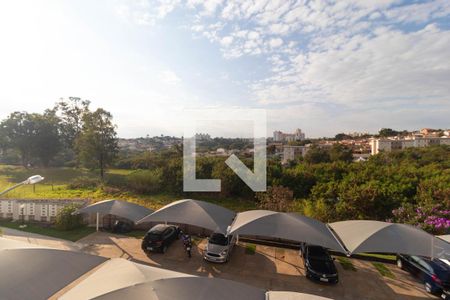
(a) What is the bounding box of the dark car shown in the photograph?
[396,254,450,296]
[300,244,338,284]
[141,224,179,253]
[112,220,133,233]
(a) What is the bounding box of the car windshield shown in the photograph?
[209,233,228,246]
[308,246,329,260]
[147,233,162,241]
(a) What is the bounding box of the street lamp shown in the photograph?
[0,175,45,197]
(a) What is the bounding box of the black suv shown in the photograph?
[141,224,179,253]
[300,244,338,284]
[397,254,450,296]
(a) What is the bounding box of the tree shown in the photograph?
[55,97,90,148]
[329,143,353,163]
[55,204,84,230]
[29,110,61,167]
[304,145,330,164]
[256,185,294,212]
[334,133,352,141]
[76,108,118,180]
[378,128,399,137]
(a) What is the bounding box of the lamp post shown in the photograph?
[0,175,45,197]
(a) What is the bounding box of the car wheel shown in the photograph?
[425,282,432,294]
[396,259,403,269]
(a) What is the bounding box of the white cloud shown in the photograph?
[159,70,181,85]
[269,37,283,48]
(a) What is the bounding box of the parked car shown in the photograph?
[141,224,179,253]
[396,254,450,296]
[300,243,338,284]
[112,220,133,233]
[204,232,236,263]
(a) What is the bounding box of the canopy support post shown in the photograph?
[96,212,99,232]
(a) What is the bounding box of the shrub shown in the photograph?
[55,204,84,230]
[126,169,163,194]
[68,176,100,189]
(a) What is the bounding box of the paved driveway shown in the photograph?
[78,232,435,300]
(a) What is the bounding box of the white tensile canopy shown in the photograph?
[438,235,450,243]
[229,210,346,253]
[0,236,49,250]
[267,291,333,300]
[75,199,154,223]
[0,247,107,300]
[136,199,236,234]
[90,276,266,300]
[60,258,192,300]
[330,220,450,259]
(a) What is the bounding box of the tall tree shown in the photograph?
[329,143,353,163]
[30,110,62,167]
[55,97,90,165]
[1,112,35,166]
[76,108,118,180]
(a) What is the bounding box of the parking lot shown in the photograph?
[78,231,435,300]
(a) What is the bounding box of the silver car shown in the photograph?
[204,232,235,263]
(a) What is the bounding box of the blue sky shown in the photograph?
[0,0,449,138]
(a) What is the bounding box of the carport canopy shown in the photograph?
[75,199,154,223]
[60,258,192,300]
[91,276,266,300]
[229,210,346,253]
[0,248,107,300]
[438,235,450,243]
[136,199,236,234]
[330,220,450,259]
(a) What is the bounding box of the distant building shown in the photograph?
[195,133,212,141]
[282,145,309,164]
[370,137,450,155]
[273,129,305,142]
[0,199,86,223]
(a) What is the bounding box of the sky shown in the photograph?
[0,0,449,138]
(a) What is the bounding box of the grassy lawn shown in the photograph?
[0,165,257,212]
[0,220,95,242]
[245,243,256,255]
[337,257,357,271]
[372,262,396,279]
[360,253,396,261]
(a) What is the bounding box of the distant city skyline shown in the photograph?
[0,0,449,138]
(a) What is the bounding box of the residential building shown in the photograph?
[370,136,450,155]
[0,199,86,222]
[273,129,306,142]
[282,145,309,164]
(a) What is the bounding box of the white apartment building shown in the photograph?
[273,129,306,142]
[0,199,86,222]
[370,137,450,155]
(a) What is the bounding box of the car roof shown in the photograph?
[149,224,173,233]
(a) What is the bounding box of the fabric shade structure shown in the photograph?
[91,276,266,300]
[267,291,333,300]
[438,235,450,243]
[136,199,236,234]
[330,220,450,259]
[0,236,49,250]
[60,258,192,299]
[75,199,154,223]
[229,210,346,253]
[0,248,107,300]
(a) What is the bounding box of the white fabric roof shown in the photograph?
[438,235,450,243]
[137,199,236,234]
[75,199,154,223]
[60,258,191,300]
[267,291,333,300]
[0,248,107,300]
[91,276,266,300]
[330,220,450,259]
[0,236,49,250]
[229,210,346,252]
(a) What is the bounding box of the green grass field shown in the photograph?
[372,262,396,279]
[0,165,257,212]
[0,220,95,242]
